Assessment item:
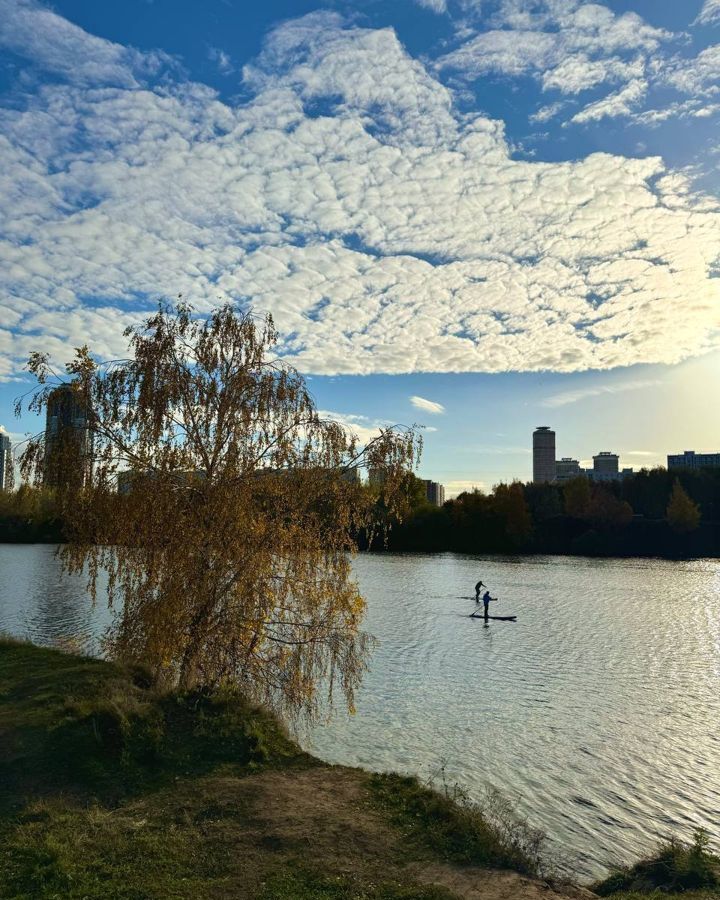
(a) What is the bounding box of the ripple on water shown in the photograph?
[1,547,719,880]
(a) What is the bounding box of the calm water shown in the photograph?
[1,545,719,879]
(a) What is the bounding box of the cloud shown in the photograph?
[695,0,720,26]
[436,1,720,129]
[529,101,565,123]
[571,77,648,123]
[0,6,719,382]
[541,379,663,407]
[208,46,234,75]
[663,44,720,96]
[414,0,448,12]
[317,410,387,446]
[410,395,446,414]
[635,98,720,125]
[0,0,170,86]
[436,2,669,96]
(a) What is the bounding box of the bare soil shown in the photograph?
[131,766,592,900]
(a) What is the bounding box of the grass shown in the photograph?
[0,636,305,810]
[592,830,720,897]
[257,868,458,900]
[1,638,478,899]
[13,636,714,900]
[367,771,547,877]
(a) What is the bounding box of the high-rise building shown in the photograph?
[340,466,361,485]
[0,432,13,492]
[555,457,581,482]
[367,468,387,488]
[43,384,93,489]
[668,450,720,471]
[533,427,556,483]
[422,479,445,506]
[592,452,619,482]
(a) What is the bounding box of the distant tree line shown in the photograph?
[367,467,720,559]
[3,466,719,558]
[0,485,64,542]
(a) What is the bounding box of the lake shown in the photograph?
[1,544,719,879]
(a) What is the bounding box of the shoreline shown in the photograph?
[0,637,585,899]
[2,533,720,562]
[2,638,718,899]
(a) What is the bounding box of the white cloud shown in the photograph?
[414,0,448,12]
[317,410,389,446]
[541,53,644,94]
[571,77,647,123]
[635,98,720,125]
[0,0,170,86]
[0,7,719,381]
[695,0,720,26]
[436,1,720,128]
[410,395,446,414]
[437,2,669,95]
[541,379,663,407]
[664,44,720,95]
[208,46,234,75]
[529,101,565,122]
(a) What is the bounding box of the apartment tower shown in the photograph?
[0,432,13,492]
[43,384,93,490]
[533,427,556,483]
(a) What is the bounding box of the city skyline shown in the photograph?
[6,379,720,498]
[1,0,719,495]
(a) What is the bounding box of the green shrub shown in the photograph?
[593,829,719,895]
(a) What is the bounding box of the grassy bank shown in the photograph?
[2,638,718,900]
[0,637,560,900]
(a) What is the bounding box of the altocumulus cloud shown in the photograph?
[0,0,719,380]
[695,0,720,25]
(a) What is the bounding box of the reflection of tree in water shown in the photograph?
[20,546,113,656]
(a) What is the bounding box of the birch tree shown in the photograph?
[18,303,421,720]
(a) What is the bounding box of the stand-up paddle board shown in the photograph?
[469,614,517,621]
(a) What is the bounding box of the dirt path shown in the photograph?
[194,766,593,900]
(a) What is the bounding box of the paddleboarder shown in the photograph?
[474,580,484,602]
[481,589,498,621]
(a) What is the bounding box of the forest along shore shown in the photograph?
[5,467,720,558]
[2,637,719,900]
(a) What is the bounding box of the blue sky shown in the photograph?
[1,0,719,492]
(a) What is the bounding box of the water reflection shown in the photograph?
[0,544,114,655]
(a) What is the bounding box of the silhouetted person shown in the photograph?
[475,580,484,602]
[482,589,497,621]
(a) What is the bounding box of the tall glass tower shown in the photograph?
[533,426,556,483]
[0,432,13,492]
[43,384,92,489]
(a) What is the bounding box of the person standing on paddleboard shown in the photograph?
[482,589,498,621]
[475,580,484,602]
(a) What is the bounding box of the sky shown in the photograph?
[0,0,719,494]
